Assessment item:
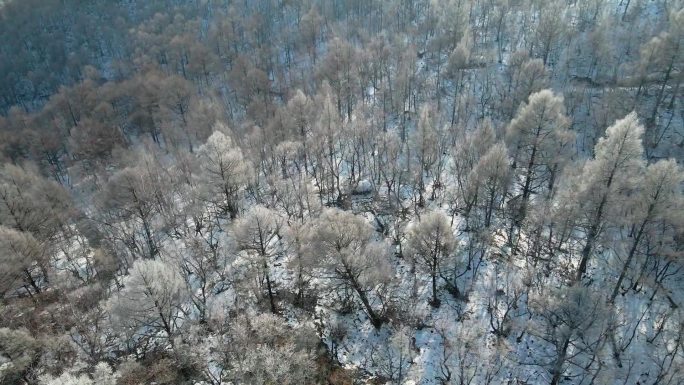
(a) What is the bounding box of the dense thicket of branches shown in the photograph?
[1,0,683,384]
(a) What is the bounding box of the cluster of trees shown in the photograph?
[1,0,683,384]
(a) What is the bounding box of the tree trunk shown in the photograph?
[518,124,542,225]
[350,276,383,327]
[430,254,441,307]
[576,163,617,281]
[24,269,42,294]
[550,337,571,385]
[485,188,496,228]
[648,55,675,132]
[621,0,631,21]
[264,268,277,313]
[610,205,652,302]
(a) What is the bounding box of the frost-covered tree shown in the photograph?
[63,289,115,367]
[533,0,567,66]
[239,314,318,384]
[506,89,573,225]
[0,163,72,241]
[178,313,318,385]
[449,119,496,227]
[237,341,316,385]
[39,372,92,385]
[410,104,441,207]
[634,8,683,142]
[268,171,320,222]
[447,27,474,126]
[529,285,608,385]
[499,51,549,121]
[376,130,409,212]
[434,318,498,385]
[308,85,346,205]
[284,221,318,307]
[283,90,315,172]
[405,210,456,307]
[233,205,284,313]
[0,226,46,297]
[610,159,683,301]
[469,142,511,228]
[196,128,252,219]
[305,208,393,327]
[572,112,645,281]
[487,263,525,339]
[172,230,235,324]
[38,363,118,385]
[107,258,188,347]
[98,162,166,260]
[0,328,41,385]
[372,325,415,384]
[316,38,359,121]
